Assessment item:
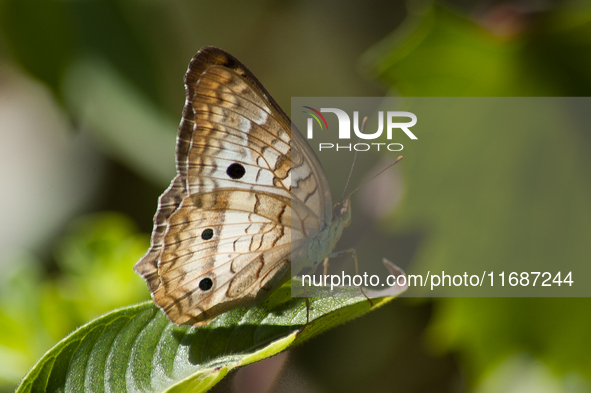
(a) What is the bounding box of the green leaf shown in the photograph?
[362,5,556,96]
[16,281,397,393]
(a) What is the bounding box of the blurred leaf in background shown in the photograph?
[0,214,148,388]
[362,1,591,392]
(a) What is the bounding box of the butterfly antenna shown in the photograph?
[343,155,404,201]
[340,116,368,201]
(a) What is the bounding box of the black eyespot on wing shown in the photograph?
[227,163,246,179]
[202,228,214,240]
[199,278,213,291]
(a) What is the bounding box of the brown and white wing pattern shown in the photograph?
[154,190,294,326]
[134,47,332,325]
[133,175,186,292]
[186,66,292,198]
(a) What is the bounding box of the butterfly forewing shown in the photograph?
[186,66,292,199]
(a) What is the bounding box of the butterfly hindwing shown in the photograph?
[134,175,186,292]
[153,189,294,325]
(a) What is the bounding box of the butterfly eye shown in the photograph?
[199,278,213,291]
[201,228,214,240]
[226,163,246,179]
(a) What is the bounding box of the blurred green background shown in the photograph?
[2,0,591,392]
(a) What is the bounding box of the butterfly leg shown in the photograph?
[360,287,373,306]
[322,257,330,276]
[301,280,311,325]
[327,248,373,306]
[328,248,359,275]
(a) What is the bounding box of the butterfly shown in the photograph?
[134,46,400,326]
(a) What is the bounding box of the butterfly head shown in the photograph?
[333,198,352,228]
